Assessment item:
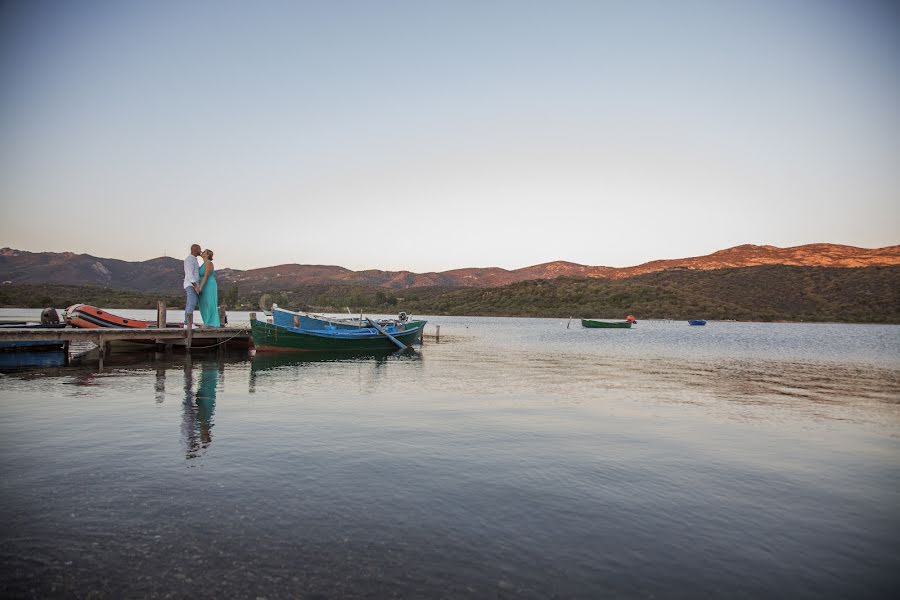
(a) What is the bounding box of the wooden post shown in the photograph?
[435,325,440,341]
[249,312,257,322]
[155,300,167,352]
[218,305,228,326]
[185,313,193,352]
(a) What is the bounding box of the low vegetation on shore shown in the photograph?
[400,266,899,323]
[2,265,897,324]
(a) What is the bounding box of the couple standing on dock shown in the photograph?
[184,243,220,327]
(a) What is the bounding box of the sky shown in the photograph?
[1,0,898,272]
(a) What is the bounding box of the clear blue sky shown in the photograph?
[1,0,898,271]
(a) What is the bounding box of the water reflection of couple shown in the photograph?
[184,243,220,327]
[182,360,218,458]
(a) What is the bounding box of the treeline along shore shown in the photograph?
[2,265,898,324]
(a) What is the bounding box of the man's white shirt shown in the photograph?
[184,255,199,289]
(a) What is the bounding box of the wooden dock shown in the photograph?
[0,325,251,367]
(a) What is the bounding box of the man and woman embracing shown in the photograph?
[184,243,220,327]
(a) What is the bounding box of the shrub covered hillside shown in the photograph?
[2,265,897,324]
[401,266,900,323]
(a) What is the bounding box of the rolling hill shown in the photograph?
[2,243,897,295]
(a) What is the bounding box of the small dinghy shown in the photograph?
[63,304,164,329]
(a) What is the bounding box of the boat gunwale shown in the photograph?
[255,319,425,338]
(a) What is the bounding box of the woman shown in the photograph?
[198,249,220,327]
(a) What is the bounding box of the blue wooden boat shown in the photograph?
[0,349,67,370]
[271,306,415,332]
[271,305,364,331]
[687,320,707,326]
[0,339,66,352]
[0,320,68,352]
[252,309,426,352]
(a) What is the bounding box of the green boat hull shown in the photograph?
[251,319,426,352]
[581,319,632,329]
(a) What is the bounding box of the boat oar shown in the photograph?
[366,318,407,351]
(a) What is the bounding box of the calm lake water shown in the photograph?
[1,309,899,598]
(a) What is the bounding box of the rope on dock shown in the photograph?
[195,327,250,348]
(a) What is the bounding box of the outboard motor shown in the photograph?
[40,307,60,325]
[398,311,409,324]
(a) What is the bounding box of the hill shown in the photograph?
[2,244,898,294]
[0,249,183,293]
[2,265,897,324]
[397,265,900,323]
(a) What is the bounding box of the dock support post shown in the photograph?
[435,325,440,341]
[155,300,167,352]
[185,313,193,352]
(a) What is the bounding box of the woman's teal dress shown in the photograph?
[199,262,220,327]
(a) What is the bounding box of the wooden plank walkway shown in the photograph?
[0,326,249,344]
[0,326,252,368]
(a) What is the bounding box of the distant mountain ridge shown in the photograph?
[1,244,898,294]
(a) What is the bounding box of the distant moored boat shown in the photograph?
[688,320,707,326]
[581,319,632,329]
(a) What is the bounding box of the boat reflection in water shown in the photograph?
[181,357,221,459]
[248,347,421,393]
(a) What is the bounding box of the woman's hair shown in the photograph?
[205,249,214,260]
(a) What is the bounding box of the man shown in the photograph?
[184,244,202,326]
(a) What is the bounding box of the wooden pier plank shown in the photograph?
[0,327,249,344]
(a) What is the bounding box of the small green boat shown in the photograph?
[251,316,427,352]
[581,319,632,329]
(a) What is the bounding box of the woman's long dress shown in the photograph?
[198,262,220,327]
